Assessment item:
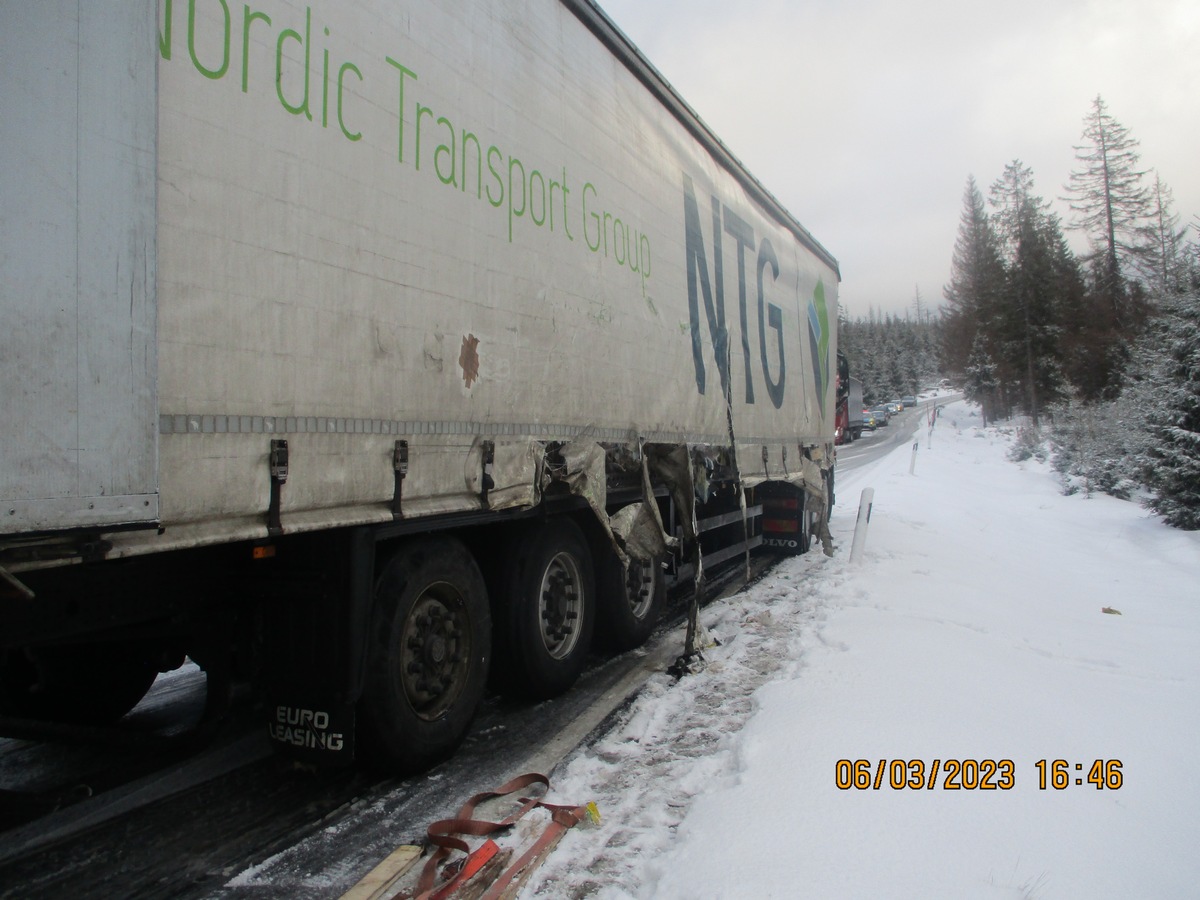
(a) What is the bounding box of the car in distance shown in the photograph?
[870,406,890,426]
[902,395,917,408]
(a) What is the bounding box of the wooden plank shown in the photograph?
[340,844,424,900]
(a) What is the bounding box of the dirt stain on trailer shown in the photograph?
[423,332,445,372]
[459,334,481,387]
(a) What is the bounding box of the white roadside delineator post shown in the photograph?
[909,441,918,475]
[849,487,874,565]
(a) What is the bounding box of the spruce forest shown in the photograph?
[841,96,1200,528]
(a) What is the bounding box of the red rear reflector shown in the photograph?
[763,519,799,533]
[762,497,799,511]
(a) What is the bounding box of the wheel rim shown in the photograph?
[399,582,471,722]
[538,551,584,660]
[624,558,656,620]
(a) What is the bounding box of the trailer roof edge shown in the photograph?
[562,0,841,281]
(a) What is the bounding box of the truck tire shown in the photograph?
[0,642,159,725]
[358,538,490,773]
[496,519,595,699]
[594,552,665,652]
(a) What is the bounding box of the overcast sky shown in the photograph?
[598,0,1199,319]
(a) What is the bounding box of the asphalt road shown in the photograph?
[836,394,960,474]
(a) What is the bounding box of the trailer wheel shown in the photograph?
[595,552,665,652]
[497,519,595,699]
[358,538,490,773]
[0,642,160,725]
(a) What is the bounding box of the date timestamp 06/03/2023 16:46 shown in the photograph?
[834,759,1124,791]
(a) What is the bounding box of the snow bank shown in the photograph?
[526,401,1200,899]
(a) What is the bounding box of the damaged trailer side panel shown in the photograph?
[0,0,838,770]
[144,0,838,551]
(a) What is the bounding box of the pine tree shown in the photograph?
[989,162,1067,424]
[963,334,999,425]
[1063,96,1152,314]
[1144,289,1200,528]
[990,161,1051,258]
[1137,174,1190,295]
[1009,210,1067,422]
[1190,217,1200,289]
[1050,210,1121,401]
[942,176,1006,378]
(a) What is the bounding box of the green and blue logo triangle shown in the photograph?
[807,279,830,418]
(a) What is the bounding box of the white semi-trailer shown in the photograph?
[848,378,865,441]
[0,0,840,770]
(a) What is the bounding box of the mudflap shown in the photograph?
[266,694,356,765]
[758,482,806,554]
[259,527,374,767]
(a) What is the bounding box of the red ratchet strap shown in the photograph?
[427,839,499,900]
[413,773,585,900]
[477,802,585,900]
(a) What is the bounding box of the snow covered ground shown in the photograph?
[524,399,1200,900]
